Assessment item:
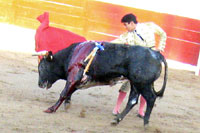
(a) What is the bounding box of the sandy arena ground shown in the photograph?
[0,50,199,133]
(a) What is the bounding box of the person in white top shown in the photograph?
[111,13,167,118]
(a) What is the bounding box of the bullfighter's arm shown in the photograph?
[146,22,167,51]
[111,32,129,44]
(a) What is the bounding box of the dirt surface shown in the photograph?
[0,50,200,133]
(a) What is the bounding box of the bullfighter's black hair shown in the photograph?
[121,13,138,24]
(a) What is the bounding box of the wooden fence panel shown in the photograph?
[0,0,199,65]
[84,1,200,65]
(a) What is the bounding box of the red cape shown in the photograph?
[35,12,86,55]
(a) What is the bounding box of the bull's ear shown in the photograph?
[45,51,54,62]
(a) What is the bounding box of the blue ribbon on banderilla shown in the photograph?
[83,42,104,75]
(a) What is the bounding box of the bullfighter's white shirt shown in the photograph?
[112,22,167,51]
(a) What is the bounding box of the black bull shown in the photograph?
[37,41,168,126]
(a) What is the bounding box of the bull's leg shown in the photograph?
[44,67,84,113]
[64,95,72,110]
[44,82,76,113]
[111,83,139,125]
[63,70,84,110]
[141,84,156,126]
[63,87,78,110]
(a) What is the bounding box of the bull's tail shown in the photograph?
[154,53,168,97]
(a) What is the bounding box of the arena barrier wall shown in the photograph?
[0,0,199,74]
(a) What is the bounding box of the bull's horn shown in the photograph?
[32,50,48,56]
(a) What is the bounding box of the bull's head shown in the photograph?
[33,51,59,89]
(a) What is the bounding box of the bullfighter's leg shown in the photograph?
[113,80,129,115]
[111,83,139,125]
[137,95,146,118]
[141,84,156,126]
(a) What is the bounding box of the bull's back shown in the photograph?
[87,43,129,81]
[89,44,162,83]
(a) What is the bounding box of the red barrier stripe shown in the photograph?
[165,38,200,66]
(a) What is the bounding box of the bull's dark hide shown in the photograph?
[37,41,167,126]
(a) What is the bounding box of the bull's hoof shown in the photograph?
[144,120,149,127]
[43,107,55,113]
[110,119,119,126]
[144,123,149,130]
[64,102,71,110]
[110,116,121,126]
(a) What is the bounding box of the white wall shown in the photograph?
[0,23,35,53]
